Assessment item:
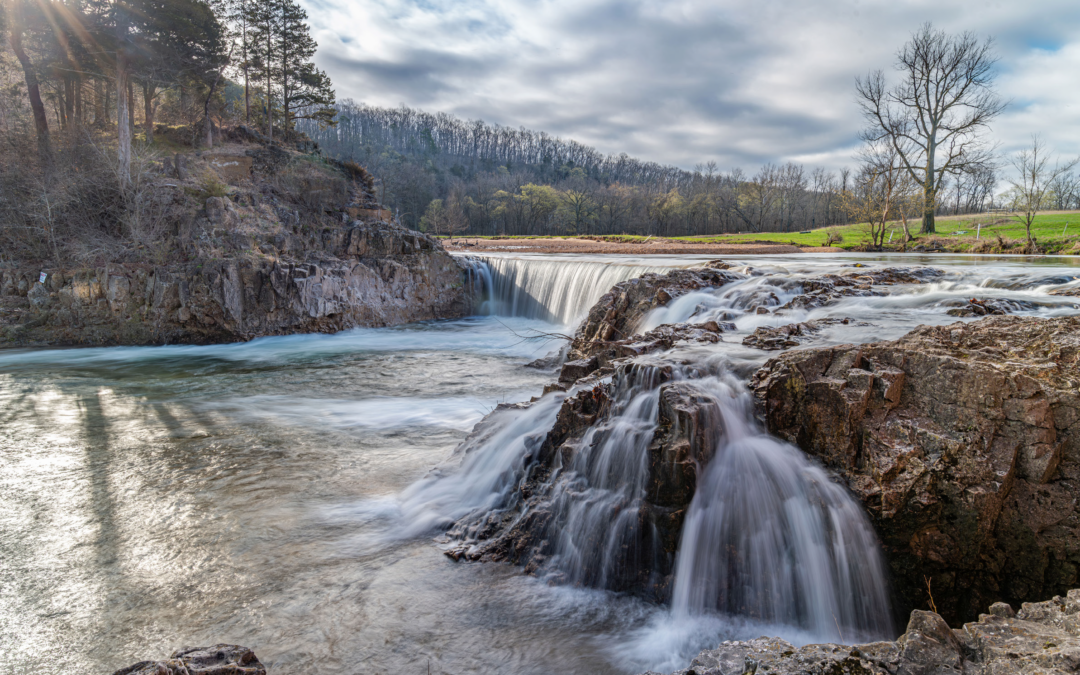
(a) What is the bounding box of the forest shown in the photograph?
[295,100,1054,237]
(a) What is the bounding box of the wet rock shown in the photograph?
[742,318,866,351]
[112,644,265,675]
[751,316,1080,624]
[561,321,734,383]
[445,361,719,601]
[945,297,1039,317]
[645,590,1080,675]
[570,263,743,360]
[778,267,945,312]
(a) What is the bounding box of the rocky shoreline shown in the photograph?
[0,219,467,347]
[646,590,1080,675]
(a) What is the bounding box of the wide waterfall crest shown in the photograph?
[466,255,674,324]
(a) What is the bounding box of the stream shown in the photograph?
[3,252,1080,675]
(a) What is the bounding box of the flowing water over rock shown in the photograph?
[4,252,1080,675]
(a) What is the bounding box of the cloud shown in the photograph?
[304,0,1080,173]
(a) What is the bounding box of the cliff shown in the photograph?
[0,134,469,347]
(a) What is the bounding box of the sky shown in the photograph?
[302,0,1080,173]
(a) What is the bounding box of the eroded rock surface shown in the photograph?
[1,220,468,346]
[646,591,1080,675]
[775,267,944,312]
[570,263,742,360]
[445,361,720,601]
[742,318,866,351]
[752,316,1080,623]
[112,644,265,675]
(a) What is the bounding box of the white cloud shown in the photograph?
[303,0,1080,173]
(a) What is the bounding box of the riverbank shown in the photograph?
[444,236,831,255]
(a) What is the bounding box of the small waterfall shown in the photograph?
[670,377,894,641]
[464,255,674,324]
[457,255,494,314]
[396,361,894,642]
[542,365,671,593]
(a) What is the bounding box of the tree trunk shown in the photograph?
[74,76,83,125]
[143,82,155,143]
[9,18,52,163]
[117,53,131,188]
[266,30,273,142]
[127,78,135,141]
[94,79,105,127]
[65,76,75,128]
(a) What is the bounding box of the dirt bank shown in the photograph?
[443,237,836,255]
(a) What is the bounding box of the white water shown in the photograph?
[4,252,1080,675]
[469,254,676,323]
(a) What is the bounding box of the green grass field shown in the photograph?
[446,211,1080,254]
[697,211,1080,252]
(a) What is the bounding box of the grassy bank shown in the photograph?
[441,211,1080,254]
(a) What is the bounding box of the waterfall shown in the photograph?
[399,254,895,644]
[460,254,674,324]
[669,375,894,641]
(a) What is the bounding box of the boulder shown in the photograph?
[751,316,1080,623]
[777,267,945,312]
[645,590,1080,675]
[112,644,265,675]
[742,317,866,351]
[569,263,742,360]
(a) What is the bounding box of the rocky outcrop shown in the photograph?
[742,317,866,351]
[777,266,945,312]
[113,644,265,675]
[944,297,1039,317]
[1,220,468,346]
[647,590,1080,675]
[751,316,1080,624]
[569,264,742,360]
[558,320,734,386]
[445,361,721,602]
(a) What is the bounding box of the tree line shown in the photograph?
[297,99,1008,237]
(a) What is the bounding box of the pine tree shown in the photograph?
[245,0,334,140]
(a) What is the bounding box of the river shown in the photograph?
[3,253,1080,675]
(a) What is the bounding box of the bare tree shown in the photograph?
[856,23,1006,234]
[846,141,913,249]
[1007,136,1079,247]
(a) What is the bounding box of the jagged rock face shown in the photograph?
[742,317,865,351]
[647,590,1080,675]
[751,316,1080,624]
[558,320,733,386]
[1,221,468,346]
[569,264,742,361]
[446,362,721,602]
[112,644,265,675]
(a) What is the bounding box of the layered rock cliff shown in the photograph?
[752,316,1080,624]
[1,220,467,346]
[0,137,470,347]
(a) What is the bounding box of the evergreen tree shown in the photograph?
[245,0,333,140]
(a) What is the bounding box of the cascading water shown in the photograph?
[467,254,673,324]
[669,375,894,641]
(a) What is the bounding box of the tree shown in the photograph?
[246,0,333,140]
[1006,136,1079,248]
[856,23,1006,234]
[845,141,914,249]
[7,0,53,163]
